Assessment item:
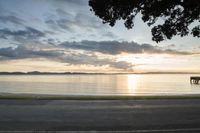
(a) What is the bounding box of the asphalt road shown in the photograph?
[1,99,200,132]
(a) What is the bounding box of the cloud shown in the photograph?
[45,10,105,32]
[65,0,87,5]
[0,45,133,70]
[49,0,87,6]
[60,40,193,55]
[56,8,72,18]
[0,45,62,60]
[44,6,118,39]
[102,32,117,38]
[0,15,24,25]
[56,19,74,32]
[0,39,195,70]
[0,27,45,40]
[61,53,132,70]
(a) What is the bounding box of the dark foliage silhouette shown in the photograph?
[89,0,200,42]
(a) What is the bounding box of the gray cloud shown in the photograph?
[0,45,133,70]
[45,19,60,31]
[60,40,193,55]
[56,9,72,18]
[65,0,87,5]
[49,0,87,6]
[0,27,45,40]
[0,37,194,70]
[61,53,132,70]
[45,10,104,32]
[56,19,74,32]
[44,7,119,39]
[46,38,60,45]
[0,45,63,60]
[0,15,24,25]
[102,32,117,38]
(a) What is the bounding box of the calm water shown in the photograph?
[0,74,200,96]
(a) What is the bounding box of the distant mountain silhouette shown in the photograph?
[0,71,199,75]
[0,71,105,75]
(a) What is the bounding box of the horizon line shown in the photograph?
[0,71,200,75]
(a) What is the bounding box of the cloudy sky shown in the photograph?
[0,0,199,73]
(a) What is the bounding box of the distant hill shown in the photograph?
[0,71,104,75]
[0,71,200,75]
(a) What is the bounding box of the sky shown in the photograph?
[0,0,199,73]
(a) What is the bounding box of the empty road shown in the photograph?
[0,99,200,132]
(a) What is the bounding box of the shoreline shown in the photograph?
[1,93,200,100]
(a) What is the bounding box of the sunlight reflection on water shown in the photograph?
[0,74,200,96]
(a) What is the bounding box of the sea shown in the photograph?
[0,74,200,96]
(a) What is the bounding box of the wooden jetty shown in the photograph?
[190,76,200,84]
